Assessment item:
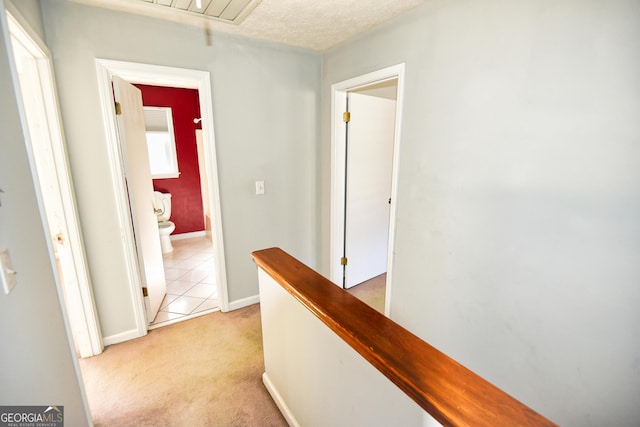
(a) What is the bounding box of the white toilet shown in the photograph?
[154,191,176,254]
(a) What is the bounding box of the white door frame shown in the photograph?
[95,59,230,337]
[4,4,103,357]
[330,64,405,316]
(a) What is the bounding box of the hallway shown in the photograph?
[79,305,287,426]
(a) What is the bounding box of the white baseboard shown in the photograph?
[170,230,206,241]
[227,294,260,311]
[262,372,300,427]
[102,328,143,346]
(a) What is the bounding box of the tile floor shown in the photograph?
[149,236,219,329]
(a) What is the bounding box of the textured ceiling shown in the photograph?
[66,0,429,51]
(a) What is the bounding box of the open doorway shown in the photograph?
[330,64,405,317]
[6,7,103,357]
[135,84,220,329]
[96,60,230,338]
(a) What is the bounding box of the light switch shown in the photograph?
[255,180,265,195]
[0,248,17,295]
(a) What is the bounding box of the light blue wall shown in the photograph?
[0,1,89,424]
[6,0,44,40]
[322,0,640,425]
[7,0,638,423]
[41,0,320,340]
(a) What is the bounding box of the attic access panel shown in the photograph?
[139,0,261,25]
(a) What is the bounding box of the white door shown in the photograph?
[7,12,103,357]
[112,76,167,323]
[344,92,397,288]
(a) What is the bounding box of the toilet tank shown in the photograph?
[153,191,172,221]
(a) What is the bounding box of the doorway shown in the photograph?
[96,59,230,339]
[6,7,103,357]
[343,83,397,288]
[330,64,405,316]
[134,84,220,328]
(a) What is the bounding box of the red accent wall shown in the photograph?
[135,84,204,235]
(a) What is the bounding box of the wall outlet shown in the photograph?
[255,180,265,195]
[0,248,17,295]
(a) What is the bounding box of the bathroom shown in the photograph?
[137,83,219,327]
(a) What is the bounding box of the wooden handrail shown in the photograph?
[252,247,556,427]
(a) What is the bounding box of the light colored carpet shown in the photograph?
[346,273,386,313]
[79,304,287,427]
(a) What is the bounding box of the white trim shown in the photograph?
[262,372,300,427]
[5,4,103,357]
[95,62,149,339]
[330,64,405,317]
[228,294,260,311]
[4,1,48,54]
[330,88,347,287]
[170,230,206,240]
[95,59,230,341]
[1,4,93,425]
[102,328,145,347]
[148,306,220,330]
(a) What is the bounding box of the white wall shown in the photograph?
[6,0,44,40]
[41,0,320,340]
[322,0,640,425]
[258,268,431,427]
[0,1,89,424]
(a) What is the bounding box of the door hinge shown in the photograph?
[343,112,351,123]
[142,287,148,297]
[114,101,122,115]
[340,256,348,266]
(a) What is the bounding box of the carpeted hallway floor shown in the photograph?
[346,273,386,313]
[79,276,385,426]
[79,304,287,427]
